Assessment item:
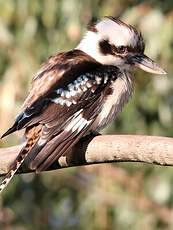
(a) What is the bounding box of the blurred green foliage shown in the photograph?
[0,0,173,229]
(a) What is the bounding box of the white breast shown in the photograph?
[92,71,134,132]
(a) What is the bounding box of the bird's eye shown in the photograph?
[116,46,127,54]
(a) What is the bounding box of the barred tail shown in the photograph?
[0,130,40,194]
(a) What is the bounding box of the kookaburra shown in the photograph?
[0,17,166,193]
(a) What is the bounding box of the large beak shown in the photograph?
[128,54,167,75]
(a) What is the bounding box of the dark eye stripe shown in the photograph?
[99,39,114,55]
[99,39,144,56]
[99,39,128,56]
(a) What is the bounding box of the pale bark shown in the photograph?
[0,135,173,176]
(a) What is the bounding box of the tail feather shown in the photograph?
[0,150,26,193]
[0,130,40,194]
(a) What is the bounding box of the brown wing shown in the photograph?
[22,49,101,110]
[1,49,101,138]
[1,48,119,172]
[28,65,119,172]
[28,87,114,172]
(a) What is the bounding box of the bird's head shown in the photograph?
[77,17,166,75]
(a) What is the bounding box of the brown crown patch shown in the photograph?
[87,24,98,33]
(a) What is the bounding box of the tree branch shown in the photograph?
[0,135,173,176]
